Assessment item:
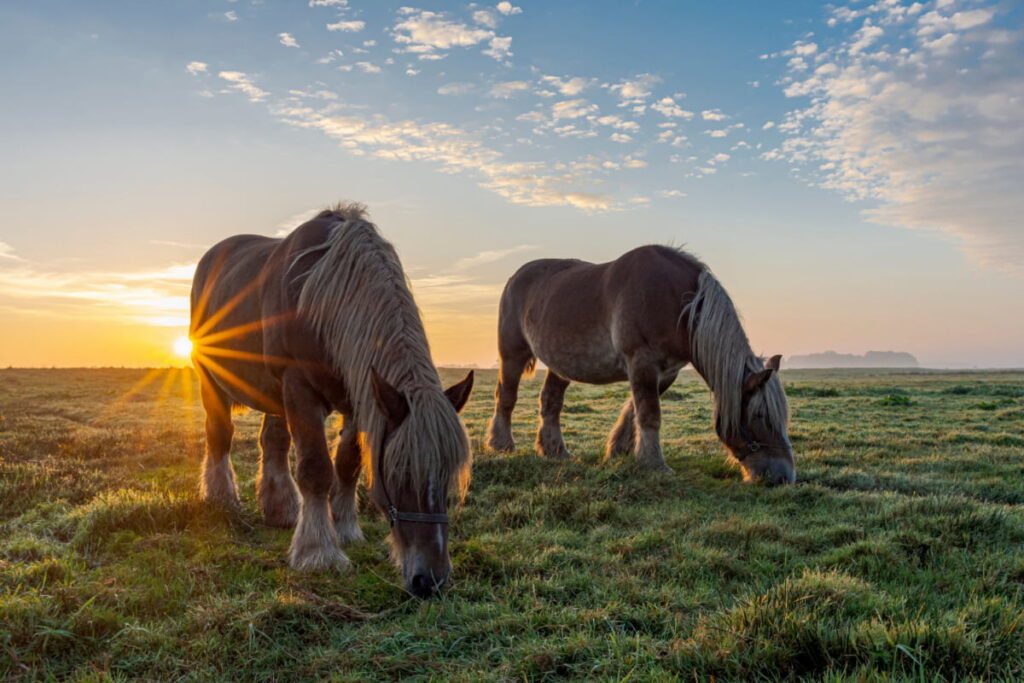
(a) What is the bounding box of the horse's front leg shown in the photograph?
[283,373,350,571]
[535,370,572,458]
[487,351,531,452]
[196,363,240,508]
[331,416,365,544]
[606,372,678,460]
[256,413,299,528]
[627,357,672,472]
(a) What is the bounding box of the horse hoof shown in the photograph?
[335,522,365,545]
[289,547,352,572]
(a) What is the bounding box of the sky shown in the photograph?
[1,0,1022,368]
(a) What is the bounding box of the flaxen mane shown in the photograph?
[295,204,471,499]
[682,267,789,439]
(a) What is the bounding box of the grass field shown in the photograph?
[1,367,1023,681]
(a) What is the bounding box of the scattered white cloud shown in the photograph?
[552,98,597,120]
[0,242,25,262]
[610,132,632,143]
[767,0,1024,271]
[355,61,381,73]
[609,73,660,102]
[218,71,269,102]
[451,244,536,271]
[279,32,300,48]
[489,80,529,98]
[438,82,475,96]
[0,258,195,327]
[473,10,498,28]
[327,20,365,32]
[540,75,592,96]
[224,11,238,22]
[701,108,728,121]
[496,2,522,16]
[392,9,511,61]
[309,0,348,6]
[186,61,208,75]
[652,97,693,119]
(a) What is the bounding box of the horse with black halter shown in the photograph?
[486,245,794,485]
[190,203,473,597]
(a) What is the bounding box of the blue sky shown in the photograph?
[1,0,1022,367]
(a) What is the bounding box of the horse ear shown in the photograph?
[767,354,782,371]
[370,367,409,428]
[742,368,774,396]
[444,370,474,413]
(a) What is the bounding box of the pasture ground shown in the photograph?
[1,367,1023,681]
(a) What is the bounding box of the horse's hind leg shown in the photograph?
[257,413,299,528]
[331,416,365,544]
[487,349,532,453]
[605,373,678,460]
[535,370,572,458]
[196,363,240,508]
[283,372,349,571]
[626,357,672,472]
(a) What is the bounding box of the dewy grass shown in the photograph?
[1,367,1023,679]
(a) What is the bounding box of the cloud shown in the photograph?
[279,32,300,48]
[652,97,693,119]
[488,80,529,98]
[0,242,25,262]
[438,82,475,96]
[540,75,592,96]
[767,1,1024,272]
[496,2,522,16]
[355,61,381,73]
[392,9,510,61]
[701,108,728,121]
[552,98,597,119]
[272,95,618,212]
[327,20,365,32]
[224,11,238,22]
[609,73,660,101]
[0,259,195,327]
[450,244,536,271]
[218,71,269,102]
[610,133,632,144]
[186,61,208,75]
[473,10,497,28]
[308,0,348,6]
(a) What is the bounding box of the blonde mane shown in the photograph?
[295,204,471,500]
[682,268,789,438]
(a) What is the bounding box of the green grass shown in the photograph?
[1,367,1023,680]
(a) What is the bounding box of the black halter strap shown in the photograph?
[736,426,762,461]
[376,434,449,527]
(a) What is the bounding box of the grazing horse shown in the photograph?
[189,203,474,597]
[486,245,795,485]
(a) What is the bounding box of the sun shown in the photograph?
[172,336,194,358]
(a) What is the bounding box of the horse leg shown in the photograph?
[256,413,299,528]
[605,372,679,459]
[331,416,365,544]
[535,370,572,458]
[283,373,349,571]
[196,363,240,508]
[627,358,672,472]
[487,350,532,452]
[605,398,636,459]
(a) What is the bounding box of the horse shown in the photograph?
[485,245,795,485]
[189,203,474,597]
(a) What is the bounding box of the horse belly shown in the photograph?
[529,333,627,384]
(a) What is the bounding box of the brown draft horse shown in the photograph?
[189,203,474,597]
[486,245,795,485]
